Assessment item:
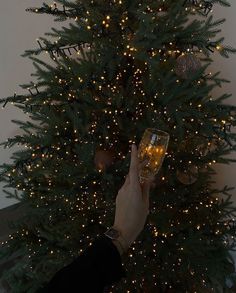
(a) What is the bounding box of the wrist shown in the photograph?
[112,239,124,256]
[111,225,131,251]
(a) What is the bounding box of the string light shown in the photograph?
[0,1,235,292]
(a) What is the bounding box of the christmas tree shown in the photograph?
[1,0,236,291]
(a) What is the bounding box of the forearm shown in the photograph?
[40,235,126,292]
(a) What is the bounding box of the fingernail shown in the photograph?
[131,144,135,152]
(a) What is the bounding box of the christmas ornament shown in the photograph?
[94,149,115,171]
[176,165,199,185]
[175,53,201,79]
[196,137,223,157]
[178,136,221,158]
[178,135,207,157]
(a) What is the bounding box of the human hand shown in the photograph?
[113,144,154,250]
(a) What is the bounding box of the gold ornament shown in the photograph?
[176,165,199,185]
[178,136,221,158]
[94,149,115,171]
[185,138,206,158]
[175,53,201,79]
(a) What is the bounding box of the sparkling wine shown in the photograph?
[138,128,170,182]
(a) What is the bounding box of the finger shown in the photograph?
[124,151,141,187]
[140,174,155,187]
[141,175,155,204]
[127,156,148,186]
[141,180,151,203]
[124,173,130,186]
[129,144,139,185]
[138,159,149,172]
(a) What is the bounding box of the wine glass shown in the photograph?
[138,128,170,183]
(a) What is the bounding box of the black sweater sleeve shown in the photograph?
[39,235,126,293]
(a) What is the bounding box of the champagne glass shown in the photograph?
[138,128,170,183]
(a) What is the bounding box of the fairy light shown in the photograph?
[0,1,234,292]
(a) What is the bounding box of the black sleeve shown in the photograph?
[39,235,126,292]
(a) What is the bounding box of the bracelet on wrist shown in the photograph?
[104,226,130,254]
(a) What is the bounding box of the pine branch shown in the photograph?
[22,40,89,60]
[0,94,29,108]
[213,0,231,7]
[183,0,214,16]
[25,2,85,21]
